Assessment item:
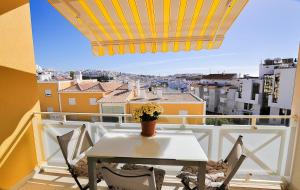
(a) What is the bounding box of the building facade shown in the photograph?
[191,58,297,116]
[38,80,206,124]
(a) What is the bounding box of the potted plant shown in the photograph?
[132,103,163,137]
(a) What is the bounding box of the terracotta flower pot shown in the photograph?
[141,120,157,137]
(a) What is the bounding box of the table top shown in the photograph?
[86,129,208,162]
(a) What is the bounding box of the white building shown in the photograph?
[37,72,52,81]
[218,87,238,115]
[192,58,297,117]
[267,68,296,115]
[234,76,263,115]
[200,73,237,86]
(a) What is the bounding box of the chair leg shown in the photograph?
[217,185,226,190]
[73,175,84,190]
[181,179,192,190]
[82,178,101,190]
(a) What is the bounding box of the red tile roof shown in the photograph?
[61,81,122,92]
[98,89,132,103]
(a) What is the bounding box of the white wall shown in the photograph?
[268,68,296,109]
[236,78,263,105]
[259,64,276,78]
[200,79,234,86]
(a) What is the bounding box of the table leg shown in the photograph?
[197,162,206,190]
[88,157,97,190]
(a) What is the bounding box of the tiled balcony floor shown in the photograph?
[18,170,184,190]
[17,169,282,190]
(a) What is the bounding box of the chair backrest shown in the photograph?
[100,166,157,190]
[221,135,246,188]
[57,124,93,166]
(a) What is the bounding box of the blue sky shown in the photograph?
[30,0,300,76]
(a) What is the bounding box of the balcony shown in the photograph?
[220,97,227,103]
[9,112,294,189]
[235,93,262,105]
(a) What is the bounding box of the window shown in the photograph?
[89,98,97,105]
[251,83,260,100]
[44,89,52,96]
[238,83,242,98]
[102,105,125,123]
[249,103,253,110]
[272,74,280,103]
[244,103,253,110]
[68,98,76,105]
[47,107,53,112]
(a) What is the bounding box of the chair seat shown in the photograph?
[178,160,228,176]
[71,156,118,179]
[180,172,226,190]
[176,160,228,190]
[122,164,166,190]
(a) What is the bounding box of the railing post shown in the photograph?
[119,116,122,125]
[181,116,187,128]
[115,115,122,128]
[251,117,257,130]
[62,115,67,123]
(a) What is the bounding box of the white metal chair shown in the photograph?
[100,166,157,190]
[121,164,166,190]
[56,124,117,190]
[177,135,246,190]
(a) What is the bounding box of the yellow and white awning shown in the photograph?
[49,0,248,56]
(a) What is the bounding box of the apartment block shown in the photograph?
[191,58,297,116]
[38,79,205,124]
[192,73,237,114]
[234,76,263,115]
[218,86,238,115]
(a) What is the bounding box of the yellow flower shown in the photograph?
[132,102,163,121]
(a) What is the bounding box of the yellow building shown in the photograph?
[38,80,125,121]
[37,80,74,112]
[38,80,205,124]
[98,85,206,124]
[0,1,40,188]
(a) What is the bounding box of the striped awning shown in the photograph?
[49,0,248,56]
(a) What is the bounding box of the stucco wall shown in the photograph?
[60,92,104,121]
[0,1,39,189]
[290,46,300,190]
[38,82,60,112]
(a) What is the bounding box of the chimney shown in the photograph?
[157,89,163,99]
[139,89,147,99]
[74,71,82,83]
[128,81,134,91]
[135,80,140,97]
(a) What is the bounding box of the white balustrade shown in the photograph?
[33,112,296,181]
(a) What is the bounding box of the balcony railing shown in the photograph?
[32,112,297,185]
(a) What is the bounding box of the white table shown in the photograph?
[87,129,208,190]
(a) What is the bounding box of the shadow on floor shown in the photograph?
[18,170,184,190]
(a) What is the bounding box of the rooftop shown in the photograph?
[98,89,132,103]
[129,92,203,103]
[202,73,237,80]
[61,81,122,93]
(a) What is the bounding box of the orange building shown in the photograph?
[38,80,125,121]
[37,80,74,112]
[38,80,205,124]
